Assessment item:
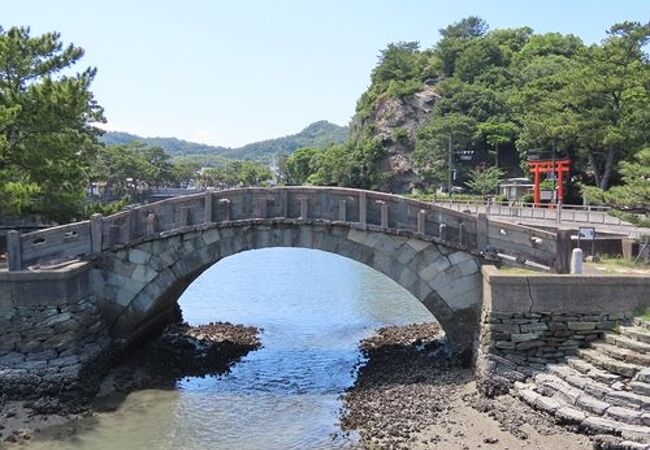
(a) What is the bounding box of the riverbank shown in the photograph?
[0,321,260,445]
[340,323,593,449]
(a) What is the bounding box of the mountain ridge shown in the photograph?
[99,120,348,161]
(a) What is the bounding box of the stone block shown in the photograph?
[128,248,151,265]
[567,321,598,331]
[511,333,540,343]
[520,322,549,333]
[406,238,431,253]
[131,265,158,284]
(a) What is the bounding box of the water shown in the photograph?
[28,248,434,449]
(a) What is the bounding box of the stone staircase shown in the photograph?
[513,318,650,447]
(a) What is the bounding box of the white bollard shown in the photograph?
[570,248,583,274]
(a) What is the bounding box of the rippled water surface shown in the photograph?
[29,248,434,449]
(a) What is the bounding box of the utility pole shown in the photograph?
[447,134,452,197]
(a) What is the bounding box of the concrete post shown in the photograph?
[90,213,103,254]
[377,200,388,228]
[439,223,447,241]
[146,212,158,234]
[359,192,367,225]
[554,228,572,274]
[204,191,214,224]
[219,199,231,222]
[298,197,308,220]
[570,248,583,274]
[338,200,347,222]
[7,230,22,271]
[417,209,426,235]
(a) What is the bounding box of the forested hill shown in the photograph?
[100,120,348,161]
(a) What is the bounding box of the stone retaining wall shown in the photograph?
[0,262,110,399]
[476,266,650,395]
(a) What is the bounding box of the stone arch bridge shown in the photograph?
[0,187,571,395]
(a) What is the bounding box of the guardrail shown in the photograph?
[435,200,629,227]
[6,187,570,273]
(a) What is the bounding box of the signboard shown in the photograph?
[540,190,553,201]
[455,150,474,161]
[578,226,595,240]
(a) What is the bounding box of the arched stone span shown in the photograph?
[92,221,484,359]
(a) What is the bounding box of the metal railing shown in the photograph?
[434,199,629,227]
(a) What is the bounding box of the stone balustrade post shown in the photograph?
[204,191,214,224]
[439,223,447,241]
[359,192,367,226]
[219,199,231,222]
[280,190,288,218]
[338,200,347,222]
[126,209,136,242]
[476,213,488,253]
[417,209,426,235]
[180,206,191,227]
[554,228,572,274]
[459,223,466,247]
[254,197,267,219]
[298,196,308,220]
[90,213,103,254]
[7,230,22,271]
[376,200,388,228]
[146,212,158,234]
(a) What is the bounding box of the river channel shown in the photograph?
[26,248,435,449]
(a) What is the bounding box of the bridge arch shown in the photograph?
[92,221,483,359]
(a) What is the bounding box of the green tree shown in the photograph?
[279,147,320,185]
[435,16,488,76]
[415,113,477,188]
[582,148,650,227]
[465,164,505,198]
[0,26,104,221]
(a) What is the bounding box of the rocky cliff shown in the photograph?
[349,82,439,193]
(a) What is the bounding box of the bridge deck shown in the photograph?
[5,187,570,273]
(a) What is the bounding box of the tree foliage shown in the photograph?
[0,26,104,221]
[582,148,650,227]
[465,164,505,198]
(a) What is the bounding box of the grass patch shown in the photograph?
[596,256,645,269]
[636,307,650,321]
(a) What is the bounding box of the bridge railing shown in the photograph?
[6,187,568,273]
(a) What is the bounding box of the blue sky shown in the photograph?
[3,0,649,147]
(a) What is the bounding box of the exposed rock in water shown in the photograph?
[0,321,261,443]
[96,321,261,400]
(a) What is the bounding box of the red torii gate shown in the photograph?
[529,158,571,206]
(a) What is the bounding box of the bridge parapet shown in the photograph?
[8,187,568,272]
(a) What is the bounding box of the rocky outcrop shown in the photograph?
[350,83,439,193]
